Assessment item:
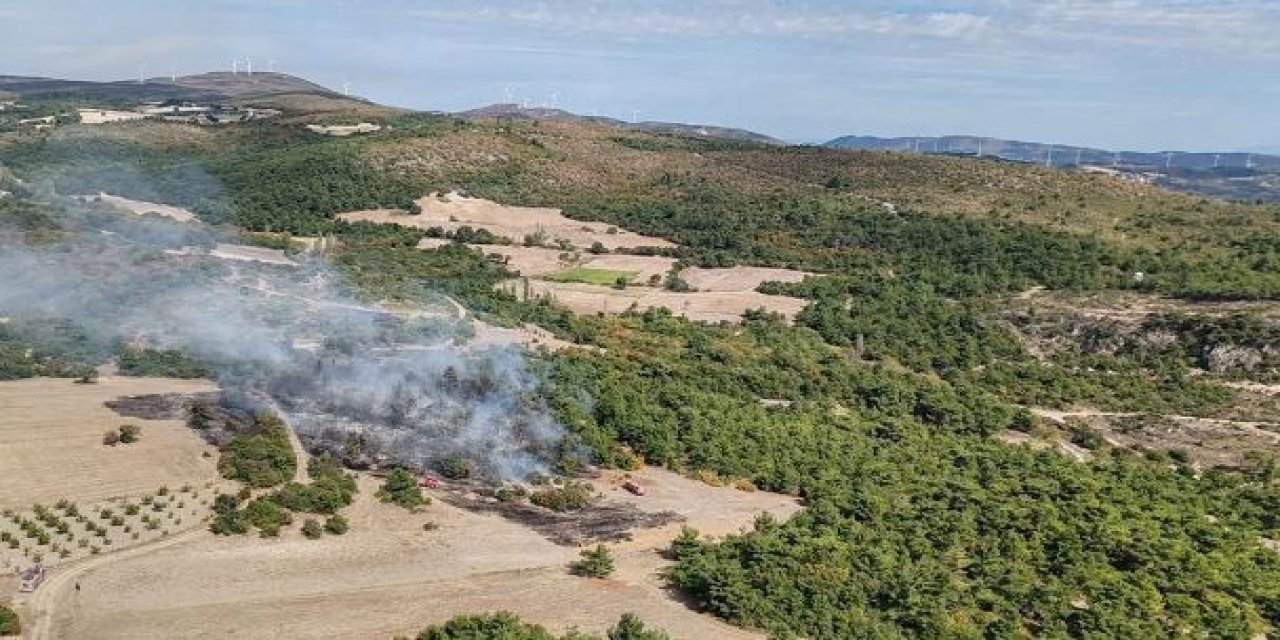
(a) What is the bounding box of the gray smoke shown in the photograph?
[0,195,570,481]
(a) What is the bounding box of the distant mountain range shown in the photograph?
[824,135,1280,172]
[824,135,1280,203]
[455,103,784,145]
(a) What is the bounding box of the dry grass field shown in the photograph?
[34,469,798,640]
[0,377,220,510]
[512,280,808,324]
[679,266,811,292]
[340,192,675,251]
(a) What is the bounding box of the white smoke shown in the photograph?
[0,196,569,480]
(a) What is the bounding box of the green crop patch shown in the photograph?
[545,267,637,286]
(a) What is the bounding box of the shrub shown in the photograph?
[608,613,669,640]
[413,611,555,640]
[241,499,292,537]
[218,419,297,488]
[0,605,19,635]
[530,482,593,512]
[301,518,323,539]
[102,430,120,446]
[569,545,615,578]
[323,514,349,535]
[377,469,426,510]
[118,424,141,443]
[435,455,474,480]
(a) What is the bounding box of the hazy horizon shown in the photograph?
[2,1,1277,153]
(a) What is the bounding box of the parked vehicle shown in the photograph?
[19,564,46,592]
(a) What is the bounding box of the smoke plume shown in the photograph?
[0,193,569,481]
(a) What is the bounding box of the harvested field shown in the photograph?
[511,280,808,324]
[73,193,196,223]
[468,244,675,282]
[0,377,220,509]
[679,266,812,292]
[35,469,797,640]
[77,109,146,125]
[340,192,675,250]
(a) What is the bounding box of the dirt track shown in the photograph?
[38,469,799,639]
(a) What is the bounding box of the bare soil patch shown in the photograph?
[340,192,675,251]
[679,266,811,292]
[512,280,808,324]
[1029,407,1280,469]
[40,469,796,640]
[0,377,220,509]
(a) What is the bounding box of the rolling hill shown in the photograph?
[456,103,783,145]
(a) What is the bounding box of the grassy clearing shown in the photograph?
[546,267,637,286]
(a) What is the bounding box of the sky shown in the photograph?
[1,0,1278,151]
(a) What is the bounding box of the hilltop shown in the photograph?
[0,71,343,104]
[456,103,783,145]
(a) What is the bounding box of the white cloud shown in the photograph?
[395,0,1280,60]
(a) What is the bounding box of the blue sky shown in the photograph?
[2,1,1277,151]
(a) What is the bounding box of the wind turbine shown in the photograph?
[232,59,239,75]
[632,110,641,123]
[1247,154,1255,169]
[1046,146,1054,168]
[976,138,983,157]
[342,81,351,97]
[1075,149,1083,166]
[245,58,252,75]
[1165,152,1174,170]
[267,59,276,73]
[1213,154,1221,168]
[503,86,514,104]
